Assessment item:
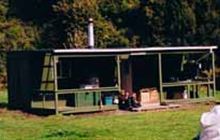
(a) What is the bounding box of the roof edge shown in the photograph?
[53,46,218,53]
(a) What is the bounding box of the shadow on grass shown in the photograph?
[192,134,200,140]
[0,102,56,116]
[44,129,92,139]
[28,108,56,116]
[0,102,102,116]
[0,102,8,108]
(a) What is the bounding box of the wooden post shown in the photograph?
[196,85,199,98]
[207,81,211,97]
[120,56,133,95]
[187,84,190,98]
[117,56,121,92]
[193,84,196,98]
[53,55,59,115]
[212,50,216,97]
[158,53,163,103]
[55,93,59,115]
[99,91,103,110]
[42,93,45,108]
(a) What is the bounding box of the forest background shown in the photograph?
[0,0,220,87]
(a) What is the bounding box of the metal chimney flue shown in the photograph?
[88,18,94,49]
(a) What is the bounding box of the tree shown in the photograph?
[41,0,129,48]
[165,0,196,46]
[0,0,40,88]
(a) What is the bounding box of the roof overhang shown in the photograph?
[53,46,218,56]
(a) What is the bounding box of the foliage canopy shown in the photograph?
[0,0,220,86]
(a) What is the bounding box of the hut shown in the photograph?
[7,46,217,114]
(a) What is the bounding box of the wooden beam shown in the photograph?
[158,53,163,103]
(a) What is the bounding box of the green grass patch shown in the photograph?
[0,105,212,139]
[0,90,218,140]
[0,107,210,140]
[215,90,220,100]
[0,89,7,105]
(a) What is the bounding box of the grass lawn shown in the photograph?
[0,90,219,140]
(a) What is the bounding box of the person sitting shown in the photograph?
[129,92,141,108]
[119,91,141,110]
[119,91,129,110]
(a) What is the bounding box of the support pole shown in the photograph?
[207,83,210,97]
[158,53,163,103]
[53,56,58,91]
[212,50,216,97]
[53,56,59,115]
[98,91,103,111]
[117,56,121,92]
[42,94,45,108]
[55,93,59,115]
[187,84,190,99]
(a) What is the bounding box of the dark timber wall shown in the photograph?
[7,51,53,110]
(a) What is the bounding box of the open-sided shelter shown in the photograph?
[7,46,217,114]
